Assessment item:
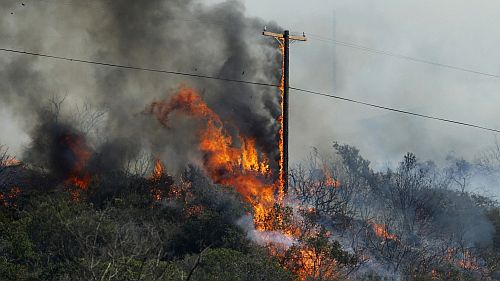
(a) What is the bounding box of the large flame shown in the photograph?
[147,85,335,280]
[149,85,276,218]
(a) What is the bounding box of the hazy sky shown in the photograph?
[1,0,500,169]
[233,0,500,167]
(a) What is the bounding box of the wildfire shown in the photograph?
[278,43,285,195]
[148,85,222,128]
[149,158,173,202]
[0,187,22,207]
[150,188,163,202]
[148,85,334,280]
[168,179,193,202]
[200,119,276,224]
[369,221,399,242]
[151,158,166,180]
[148,85,277,220]
[185,204,204,217]
[295,249,337,280]
[447,248,480,271]
[325,177,340,188]
[67,174,91,190]
[273,241,339,281]
[458,250,479,270]
[60,133,92,200]
[322,163,340,188]
[240,137,271,175]
[1,157,22,167]
[253,203,300,237]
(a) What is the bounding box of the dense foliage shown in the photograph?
[0,167,295,281]
[1,146,499,281]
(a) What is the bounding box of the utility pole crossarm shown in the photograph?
[262,31,307,42]
[262,31,284,39]
[288,35,307,41]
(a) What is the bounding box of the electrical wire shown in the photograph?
[306,34,500,79]
[0,47,279,88]
[0,46,498,134]
[20,0,500,79]
[289,86,500,133]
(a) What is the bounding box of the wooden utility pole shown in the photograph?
[263,29,306,194]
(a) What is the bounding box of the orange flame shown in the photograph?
[272,245,338,281]
[61,133,92,200]
[240,137,271,175]
[369,221,399,242]
[296,249,319,279]
[295,249,337,281]
[1,157,22,167]
[67,174,91,190]
[322,163,340,188]
[151,158,166,180]
[149,158,169,201]
[278,43,285,195]
[148,85,334,280]
[149,86,277,221]
[150,188,163,202]
[447,248,480,271]
[148,85,222,128]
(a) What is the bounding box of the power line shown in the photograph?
[306,34,500,79]
[18,0,500,80]
[0,47,279,88]
[0,46,499,134]
[290,86,500,133]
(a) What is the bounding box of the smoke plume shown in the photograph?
[0,0,283,175]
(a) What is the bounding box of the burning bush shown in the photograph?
[278,229,358,281]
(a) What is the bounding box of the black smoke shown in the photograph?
[0,0,283,175]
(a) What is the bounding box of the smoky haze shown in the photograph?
[0,0,284,175]
[1,0,500,187]
[220,0,500,169]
